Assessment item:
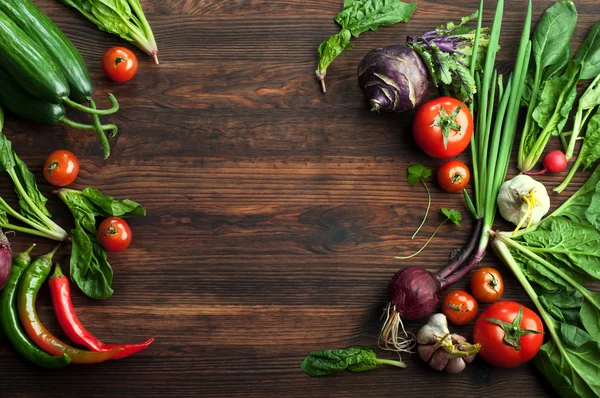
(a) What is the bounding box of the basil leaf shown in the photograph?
[70,228,114,300]
[0,132,15,172]
[574,20,600,80]
[81,188,146,217]
[12,153,52,222]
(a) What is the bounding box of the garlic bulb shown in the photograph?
[497,175,550,229]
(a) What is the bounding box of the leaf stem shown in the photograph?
[397,219,449,260]
[412,177,430,239]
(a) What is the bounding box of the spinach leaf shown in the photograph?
[552,165,600,223]
[561,323,595,349]
[578,111,600,171]
[581,300,600,342]
[531,1,577,73]
[0,132,15,172]
[12,153,52,222]
[520,218,600,281]
[70,228,114,300]
[315,0,416,91]
[585,181,600,230]
[58,187,145,299]
[301,347,405,376]
[574,20,600,79]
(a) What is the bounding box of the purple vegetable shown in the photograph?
[357,45,429,112]
[0,229,12,289]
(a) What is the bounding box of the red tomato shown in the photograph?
[413,97,473,158]
[102,47,138,83]
[471,267,504,303]
[437,160,470,192]
[43,150,79,187]
[441,290,478,325]
[98,217,132,252]
[473,301,544,368]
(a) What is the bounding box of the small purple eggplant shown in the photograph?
[358,45,429,112]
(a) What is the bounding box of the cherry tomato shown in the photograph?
[473,301,544,368]
[471,267,504,303]
[441,290,478,325]
[437,160,470,192]
[98,217,132,252]
[102,47,138,83]
[413,97,473,158]
[43,150,80,187]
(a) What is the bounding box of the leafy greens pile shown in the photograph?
[492,166,600,398]
[315,0,416,92]
[518,1,600,175]
[57,188,146,300]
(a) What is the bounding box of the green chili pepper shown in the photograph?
[0,244,71,369]
[17,245,120,364]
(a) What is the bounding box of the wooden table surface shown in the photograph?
[0,0,597,396]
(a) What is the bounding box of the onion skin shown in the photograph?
[357,45,429,112]
[0,230,12,289]
[388,266,440,320]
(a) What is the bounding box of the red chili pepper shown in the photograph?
[49,264,153,360]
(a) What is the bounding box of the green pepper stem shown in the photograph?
[63,94,119,115]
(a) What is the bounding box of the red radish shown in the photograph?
[526,150,567,175]
[379,219,484,353]
[0,229,12,289]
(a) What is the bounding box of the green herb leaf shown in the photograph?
[81,187,146,218]
[315,0,416,89]
[581,299,600,342]
[532,1,577,72]
[553,165,600,223]
[441,208,462,226]
[578,110,600,171]
[70,228,114,300]
[407,164,431,185]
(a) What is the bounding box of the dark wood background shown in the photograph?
[0,0,597,396]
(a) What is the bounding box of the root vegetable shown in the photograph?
[497,175,550,232]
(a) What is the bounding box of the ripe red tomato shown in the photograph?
[473,301,544,368]
[471,267,504,303]
[437,160,470,192]
[43,150,79,187]
[102,47,138,83]
[413,97,473,158]
[98,217,132,252]
[441,290,478,325]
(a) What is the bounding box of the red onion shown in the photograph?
[388,267,440,320]
[0,229,12,289]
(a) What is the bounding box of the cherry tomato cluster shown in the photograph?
[43,150,133,253]
[412,96,474,193]
[440,268,544,369]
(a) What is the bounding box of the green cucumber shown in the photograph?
[0,67,65,125]
[0,0,93,103]
[0,9,69,104]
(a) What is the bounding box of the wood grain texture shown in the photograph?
[0,0,597,397]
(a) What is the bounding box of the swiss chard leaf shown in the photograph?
[70,228,114,300]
